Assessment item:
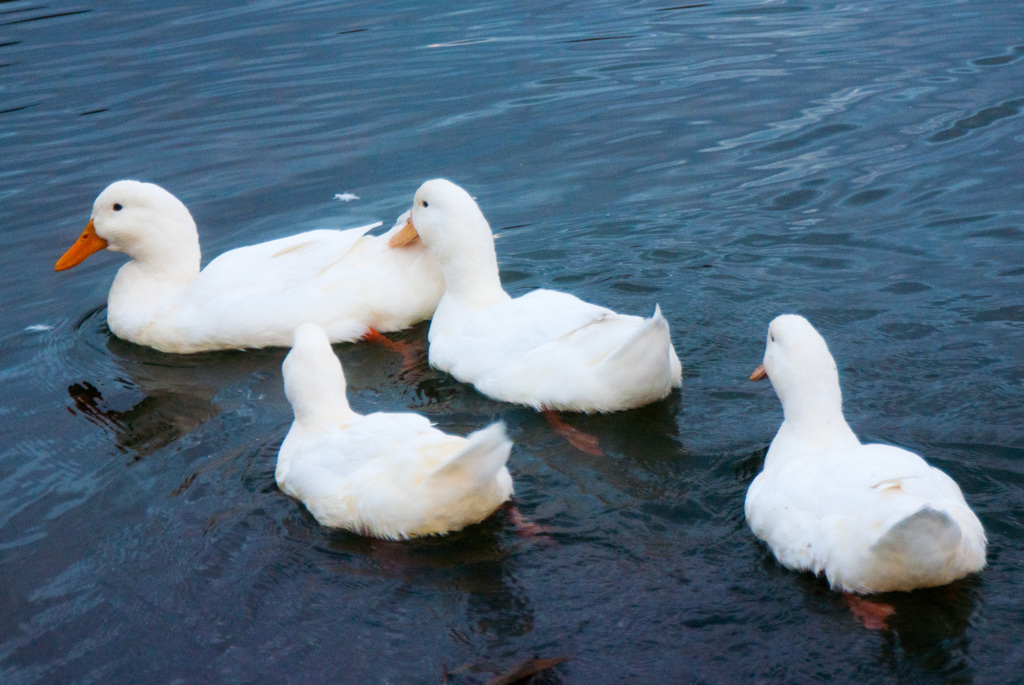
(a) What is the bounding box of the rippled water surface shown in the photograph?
[3,1,1023,682]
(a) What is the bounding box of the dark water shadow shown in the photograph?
[762,547,982,680]
[59,308,287,461]
[285,500,540,649]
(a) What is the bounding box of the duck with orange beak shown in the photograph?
[389,179,682,414]
[745,314,986,595]
[55,180,444,353]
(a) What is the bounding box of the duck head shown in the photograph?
[390,178,503,304]
[56,180,201,278]
[283,323,355,425]
[751,314,845,424]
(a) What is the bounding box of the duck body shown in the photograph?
[391,179,682,413]
[277,323,514,539]
[746,314,986,594]
[57,181,444,353]
[430,289,679,412]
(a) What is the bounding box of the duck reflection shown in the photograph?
[791,570,980,678]
[67,379,221,457]
[316,507,517,573]
[62,326,284,460]
[317,507,540,669]
[287,503,533,616]
[876,579,980,675]
[558,390,684,460]
[280,503,553,681]
[509,393,687,502]
[62,311,444,463]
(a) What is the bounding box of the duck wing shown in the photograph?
[457,289,616,358]
[196,224,379,294]
[281,411,439,491]
[746,442,984,588]
[169,223,419,346]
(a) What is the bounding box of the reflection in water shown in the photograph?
[518,395,687,504]
[316,507,517,581]
[67,380,220,458]
[880,580,980,676]
[290,504,545,679]
[58,313,237,460]
[778,551,980,679]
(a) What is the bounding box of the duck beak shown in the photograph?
[749,363,767,381]
[388,215,420,248]
[55,219,109,271]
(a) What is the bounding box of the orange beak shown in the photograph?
[749,363,767,381]
[55,219,108,271]
[388,215,420,248]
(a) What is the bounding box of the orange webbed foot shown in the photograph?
[542,410,605,456]
[506,503,552,539]
[843,592,896,630]
[362,327,423,372]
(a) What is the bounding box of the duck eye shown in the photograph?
[113,203,123,211]
[770,334,775,342]
[422,200,429,208]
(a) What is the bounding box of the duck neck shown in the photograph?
[126,210,203,283]
[285,361,359,429]
[278,394,357,483]
[438,233,508,310]
[774,378,859,456]
[292,397,358,430]
[104,238,201,343]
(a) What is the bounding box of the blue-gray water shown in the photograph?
[3,1,1023,682]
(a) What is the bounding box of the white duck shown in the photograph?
[277,323,514,539]
[55,180,444,353]
[746,314,986,594]
[388,179,682,413]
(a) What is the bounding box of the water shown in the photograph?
[2,0,1023,681]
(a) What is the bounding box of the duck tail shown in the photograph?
[864,506,985,589]
[431,422,513,486]
[602,305,682,387]
[874,507,961,563]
